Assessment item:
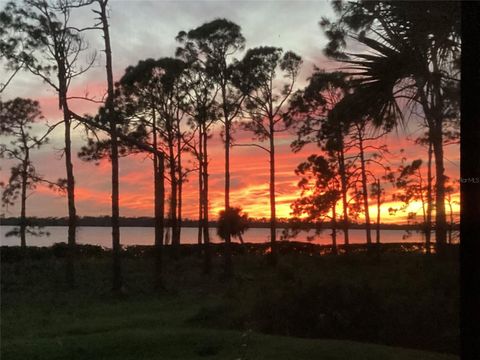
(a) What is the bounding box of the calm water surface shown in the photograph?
[0,226,428,248]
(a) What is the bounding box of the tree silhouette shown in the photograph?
[390,157,434,251]
[140,57,187,258]
[96,0,123,293]
[292,155,341,255]
[288,71,356,252]
[0,0,95,287]
[154,58,188,255]
[176,45,220,274]
[414,135,434,254]
[0,98,60,248]
[234,46,302,265]
[62,0,128,292]
[177,18,246,277]
[117,58,189,257]
[115,58,179,287]
[370,176,389,244]
[217,207,249,246]
[347,121,390,248]
[321,0,460,254]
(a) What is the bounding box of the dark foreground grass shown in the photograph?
[1,243,459,360]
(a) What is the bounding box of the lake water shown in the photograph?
[0,226,429,248]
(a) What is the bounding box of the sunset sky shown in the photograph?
[0,0,460,223]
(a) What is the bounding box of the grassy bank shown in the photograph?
[1,243,459,359]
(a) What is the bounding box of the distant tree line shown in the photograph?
[1,215,445,230]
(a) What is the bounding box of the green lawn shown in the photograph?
[1,244,460,360]
[2,296,458,360]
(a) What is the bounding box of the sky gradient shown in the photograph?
[0,0,460,223]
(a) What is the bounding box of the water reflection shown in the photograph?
[0,226,438,248]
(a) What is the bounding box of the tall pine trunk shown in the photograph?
[426,140,433,254]
[418,72,447,255]
[58,52,76,287]
[338,147,350,252]
[20,149,29,249]
[197,125,204,246]
[268,121,277,265]
[152,108,164,288]
[155,153,165,289]
[448,200,454,245]
[64,114,76,287]
[376,179,381,244]
[202,126,211,274]
[168,141,178,258]
[357,125,372,246]
[110,128,121,292]
[432,121,447,254]
[177,126,183,249]
[223,101,232,277]
[331,204,337,255]
[59,64,76,288]
[99,0,122,292]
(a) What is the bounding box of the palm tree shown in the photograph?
[217,207,249,248]
[321,1,460,254]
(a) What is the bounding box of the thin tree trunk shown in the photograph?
[338,147,350,252]
[419,169,427,225]
[168,141,178,258]
[268,123,277,265]
[110,131,121,292]
[432,121,447,254]
[430,51,448,255]
[177,126,182,250]
[20,149,29,249]
[100,0,122,292]
[197,125,204,246]
[64,114,76,287]
[331,204,337,255]
[156,152,165,288]
[357,125,372,246]
[418,80,447,254]
[426,140,433,254]
[223,101,232,277]
[202,125,211,274]
[152,107,164,289]
[376,179,381,244]
[448,200,454,245]
[57,46,76,287]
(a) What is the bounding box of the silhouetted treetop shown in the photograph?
[176,18,245,87]
[0,98,42,135]
[0,0,91,98]
[120,57,187,93]
[177,18,245,56]
[292,154,341,222]
[287,70,351,152]
[321,1,460,60]
[233,46,302,96]
[320,1,460,128]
